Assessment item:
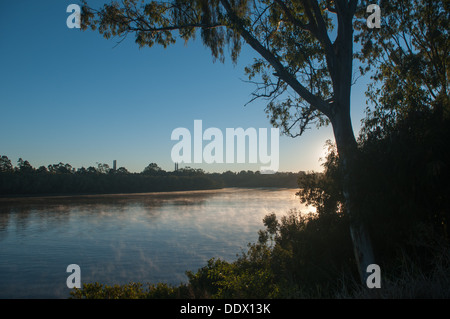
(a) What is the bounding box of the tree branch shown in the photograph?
[348,0,358,17]
[273,0,313,33]
[308,0,338,81]
[220,0,331,117]
[126,22,224,33]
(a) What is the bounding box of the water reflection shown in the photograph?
[0,188,309,298]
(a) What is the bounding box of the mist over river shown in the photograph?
[0,188,314,298]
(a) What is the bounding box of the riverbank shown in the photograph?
[0,170,304,198]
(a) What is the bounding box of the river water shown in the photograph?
[0,188,313,298]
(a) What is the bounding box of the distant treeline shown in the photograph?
[0,156,310,196]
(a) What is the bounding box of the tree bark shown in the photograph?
[331,108,376,284]
[326,8,376,284]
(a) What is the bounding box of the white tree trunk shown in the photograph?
[332,108,376,284]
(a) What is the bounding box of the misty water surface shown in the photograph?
[0,188,313,298]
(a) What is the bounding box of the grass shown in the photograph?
[335,249,450,299]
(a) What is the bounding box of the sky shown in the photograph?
[0,1,372,174]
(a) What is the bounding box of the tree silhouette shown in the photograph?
[357,0,449,134]
[79,0,399,282]
[0,155,13,173]
[17,158,34,174]
[143,162,163,175]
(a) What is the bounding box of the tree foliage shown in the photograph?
[79,0,378,136]
[356,0,449,134]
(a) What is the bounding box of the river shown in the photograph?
[0,188,313,298]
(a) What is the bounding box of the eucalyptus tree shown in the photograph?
[80,0,382,283]
[357,0,449,135]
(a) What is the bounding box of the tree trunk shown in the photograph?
[325,10,376,284]
[331,108,376,284]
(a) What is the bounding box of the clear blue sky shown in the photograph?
[0,1,371,173]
